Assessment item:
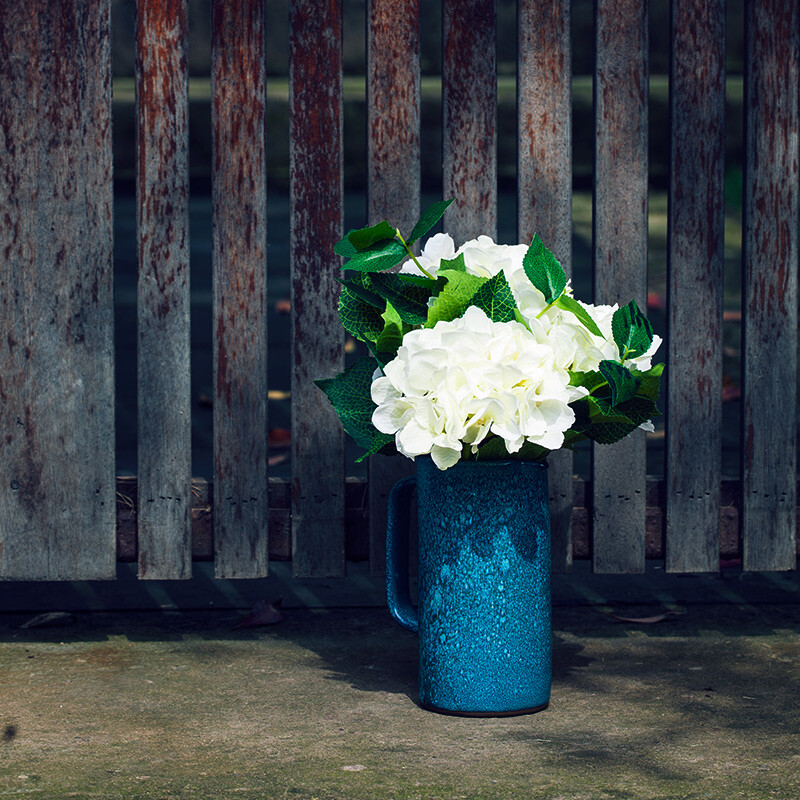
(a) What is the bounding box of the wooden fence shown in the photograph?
[0,0,797,581]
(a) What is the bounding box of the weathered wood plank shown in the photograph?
[741,0,799,572]
[665,0,726,573]
[517,0,573,573]
[442,0,497,242]
[367,0,420,224]
[592,0,649,574]
[289,0,346,577]
[211,0,268,578]
[135,0,192,580]
[366,0,420,576]
[0,0,116,580]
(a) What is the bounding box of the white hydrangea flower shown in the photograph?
[400,233,529,281]
[399,232,456,276]
[574,300,663,372]
[456,235,528,279]
[400,230,661,382]
[402,232,662,374]
[503,260,662,373]
[371,306,587,470]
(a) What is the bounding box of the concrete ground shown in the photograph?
[1,564,799,800]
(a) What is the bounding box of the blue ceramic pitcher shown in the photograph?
[386,455,552,716]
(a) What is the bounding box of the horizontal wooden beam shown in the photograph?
[114,477,800,567]
[115,477,367,564]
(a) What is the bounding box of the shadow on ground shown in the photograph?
[0,604,798,798]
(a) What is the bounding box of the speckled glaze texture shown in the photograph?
[387,456,551,716]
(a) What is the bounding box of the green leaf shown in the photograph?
[522,234,567,303]
[554,294,603,337]
[634,362,665,402]
[338,239,407,273]
[570,396,641,444]
[338,284,385,342]
[468,271,518,323]
[612,299,654,360]
[354,436,398,461]
[471,436,510,460]
[337,272,384,308]
[513,308,532,331]
[407,198,455,245]
[374,302,407,363]
[369,272,430,325]
[569,362,663,439]
[472,435,548,462]
[569,369,609,395]
[333,233,358,258]
[382,299,404,328]
[315,357,395,457]
[349,221,397,251]
[570,386,661,445]
[516,440,549,461]
[424,269,486,328]
[438,253,467,272]
[395,273,438,290]
[374,319,404,366]
[617,394,661,424]
[335,221,398,258]
[599,360,642,406]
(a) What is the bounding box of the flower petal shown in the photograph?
[430,444,461,470]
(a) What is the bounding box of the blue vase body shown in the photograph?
[387,456,551,716]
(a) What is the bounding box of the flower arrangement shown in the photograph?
[317,199,663,470]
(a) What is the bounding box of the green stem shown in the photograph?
[395,229,436,280]
[535,290,564,319]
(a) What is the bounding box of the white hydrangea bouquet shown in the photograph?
[317,199,663,470]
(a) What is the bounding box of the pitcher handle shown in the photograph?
[386,475,419,633]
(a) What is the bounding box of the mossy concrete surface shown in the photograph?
[1,604,798,800]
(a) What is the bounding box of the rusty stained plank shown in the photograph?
[592,0,649,574]
[517,0,572,251]
[211,0,268,578]
[0,0,116,580]
[135,0,192,580]
[442,0,497,242]
[366,0,421,576]
[741,0,799,571]
[665,0,726,573]
[367,0,420,226]
[517,0,573,573]
[289,0,346,577]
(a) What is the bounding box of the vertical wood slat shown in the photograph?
[665,0,726,573]
[289,0,346,577]
[366,0,420,576]
[0,0,116,580]
[442,0,497,242]
[742,0,799,572]
[211,0,268,578]
[517,0,573,573]
[592,0,649,574]
[135,0,192,580]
